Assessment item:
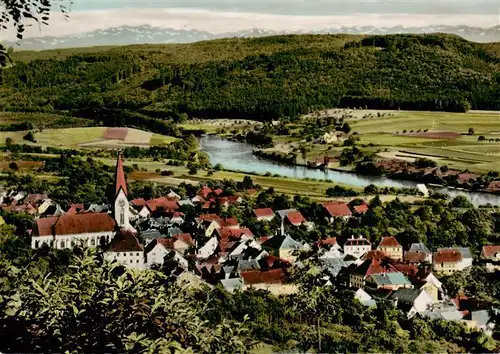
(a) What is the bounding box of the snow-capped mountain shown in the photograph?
[4,24,500,50]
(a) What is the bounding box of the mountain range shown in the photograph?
[4,24,500,50]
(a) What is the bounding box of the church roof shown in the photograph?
[33,213,116,236]
[115,153,127,196]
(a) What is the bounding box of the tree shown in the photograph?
[23,131,36,143]
[468,127,475,135]
[5,137,13,146]
[0,0,71,66]
[478,136,486,141]
[8,161,18,171]
[450,195,473,209]
[0,248,250,353]
[341,123,351,133]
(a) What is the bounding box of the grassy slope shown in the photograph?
[0,127,178,148]
[0,112,94,129]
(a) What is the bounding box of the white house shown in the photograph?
[145,239,189,269]
[104,231,145,269]
[390,288,436,319]
[343,236,372,258]
[198,237,219,259]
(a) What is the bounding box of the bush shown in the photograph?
[23,131,36,143]
[188,166,198,175]
[478,136,486,141]
[161,170,173,176]
[8,162,18,171]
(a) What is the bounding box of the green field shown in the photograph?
[0,127,178,148]
[349,110,500,173]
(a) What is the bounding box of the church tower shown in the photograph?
[114,152,130,229]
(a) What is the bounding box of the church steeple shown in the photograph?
[115,152,127,197]
[114,151,130,229]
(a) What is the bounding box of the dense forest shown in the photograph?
[1,34,500,123]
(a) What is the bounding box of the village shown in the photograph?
[0,152,498,339]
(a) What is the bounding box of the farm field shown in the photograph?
[349,110,500,173]
[0,127,178,148]
[179,119,261,135]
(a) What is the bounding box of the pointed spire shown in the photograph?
[115,151,127,196]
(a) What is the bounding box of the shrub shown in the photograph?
[23,131,36,143]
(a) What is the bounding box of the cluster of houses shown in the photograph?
[2,153,499,336]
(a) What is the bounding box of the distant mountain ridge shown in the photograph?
[4,24,500,50]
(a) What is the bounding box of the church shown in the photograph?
[31,153,132,249]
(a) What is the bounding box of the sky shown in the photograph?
[2,0,500,39]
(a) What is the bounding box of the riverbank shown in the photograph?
[199,135,500,206]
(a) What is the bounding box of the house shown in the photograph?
[104,230,145,269]
[434,247,473,274]
[31,213,116,249]
[343,235,372,259]
[480,245,500,272]
[408,269,443,302]
[197,237,219,259]
[349,258,397,289]
[433,249,462,274]
[261,235,306,264]
[486,180,500,194]
[377,236,403,261]
[420,302,464,321]
[470,309,498,336]
[286,211,306,227]
[354,288,377,307]
[390,288,435,318]
[253,208,275,221]
[365,272,413,291]
[240,269,297,294]
[405,243,432,264]
[352,203,369,215]
[144,239,189,269]
[322,201,352,222]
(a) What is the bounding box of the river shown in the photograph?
[200,135,500,206]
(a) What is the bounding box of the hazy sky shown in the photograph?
[2,0,500,39]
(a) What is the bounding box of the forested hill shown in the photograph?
[1,34,500,122]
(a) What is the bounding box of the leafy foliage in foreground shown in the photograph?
[0,243,248,353]
[1,34,500,121]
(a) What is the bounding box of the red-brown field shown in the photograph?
[103,127,129,140]
[0,160,43,171]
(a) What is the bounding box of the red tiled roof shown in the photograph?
[198,185,213,198]
[221,217,239,227]
[353,259,395,278]
[217,227,254,239]
[197,214,222,223]
[227,195,241,203]
[173,233,194,246]
[115,153,127,196]
[320,237,338,246]
[433,250,462,263]
[353,204,369,214]
[323,202,352,217]
[241,269,285,285]
[218,239,237,253]
[108,230,142,252]
[481,245,500,259]
[258,236,271,244]
[146,197,179,212]
[67,203,85,215]
[378,236,402,249]
[254,208,275,218]
[361,250,390,261]
[404,251,427,263]
[286,211,306,226]
[131,198,146,207]
[213,188,223,195]
[392,263,419,277]
[34,213,116,237]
